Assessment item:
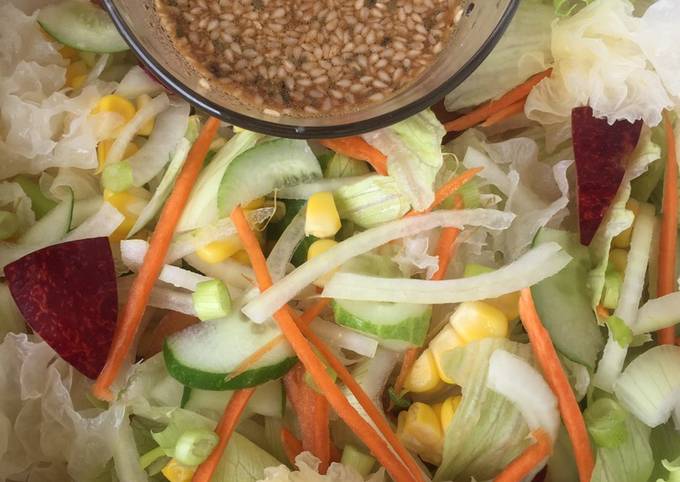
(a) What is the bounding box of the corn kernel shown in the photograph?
[161,459,195,482]
[449,301,508,344]
[396,402,443,465]
[612,199,640,249]
[439,395,462,431]
[92,95,136,137]
[609,248,628,275]
[65,60,88,89]
[404,348,444,394]
[307,238,339,286]
[429,325,464,384]
[305,191,341,238]
[97,139,139,173]
[196,236,243,264]
[104,188,150,241]
[232,249,252,266]
[135,94,156,136]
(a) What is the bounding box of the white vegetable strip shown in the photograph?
[120,239,210,291]
[242,209,514,322]
[62,201,124,242]
[118,276,196,315]
[310,317,378,358]
[129,137,191,236]
[105,93,170,165]
[614,345,680,427]
[111,405,148,482]
[593,202,656,392]
[487,349,559,442]
[267,207,306,282]
[184,253,255,291]
[635,292,680,335]
[168,207,274,263]
[128,99,190,186]
[276,176,371,199]
[85,53,110,85]
[115,66,165,98]
[322,242,570,304]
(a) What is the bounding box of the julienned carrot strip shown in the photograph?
[657,111,678,345]
[93,117,220,401]
[444,69,552,132]
[480,99,526,128]
[494,429,551,482]
[404,168,482,218]
[519,289,594,482]
[192,388,255,482]
[225,298,332,382]
[281,427,303,465]
[230,206,417,482]
[393,348,419,399]
[284,364,331,473]
[320,137,388,175]
[296,322,425,482]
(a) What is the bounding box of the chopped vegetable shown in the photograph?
[320,137,388,175]
[191,279,232,321]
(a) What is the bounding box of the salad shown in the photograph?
[1,0,680,481]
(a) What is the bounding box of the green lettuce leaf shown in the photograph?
[434,338,533,482]
[334,175,411,228]
[650,421,680,481]
[213,432,285,482]
[361,110,444,212]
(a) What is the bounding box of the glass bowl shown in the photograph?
[102,0,519,139]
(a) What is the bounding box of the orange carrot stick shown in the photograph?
[230,206,417,482]
[494,429,552,482]
[284,364,331,472]
[519,289,594,482]
[404,168,482,218]
[658,111,678,345]
[480,99,526,128]
[393,348,419,399]
[320,137,388,175]
[93,117,221,401]
[192,387,255,482]
[444,69,552,132]
[281,427,304,465]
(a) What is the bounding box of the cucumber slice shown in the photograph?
[18,189,73,245]
[38,1,129,53]
[333,299,432,351]
[217,139,322,216]
[164,311,297,390]
[531,228,604,369]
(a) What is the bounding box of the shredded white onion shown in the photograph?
[242,209,515,323]
[322,242,570,304]
[115,66,165,99]
[276,176,371,199]
[105,93,170,166]
[310,317,378,358]
[635,291,680,335]
[85,54,110,85]
[118,277,196,315]
[120,239,210,291]
[62,201,124,242]
[183,253,256,291]
[267,207,306,282]
[487,349,559,442]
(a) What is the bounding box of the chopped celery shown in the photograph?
[0,211,18,240]
[138,446,166,470]
[174,429,219,466]
[584,398,629,448]
[340,444,376,477]
[606,315,633,348]
[102,161,134,193]
[323,153,370,178]
[13,175,56,219]
[191,279,231,321]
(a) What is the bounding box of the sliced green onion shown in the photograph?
[601,270,623,310]
[388,387,411,409]
[102,160,134,192]
[13,175,56,218]
[191,279,232,321]
[324,153,370,178]
[341,444,376,477]
[584,398,629,448]
[138,446,167,470]
[174,429,219,466]
[185,115,201,143]
[463,263,494,277]
[606,315,633,348]
[0,211,18,240]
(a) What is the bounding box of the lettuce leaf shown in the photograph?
[258,452,385,482]
[361,110,444,211]
[526,0,676,129]
[434,338,534,482]
[445,0,554,111]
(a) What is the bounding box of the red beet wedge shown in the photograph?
[572,106,643,245]
[4,237,117,379]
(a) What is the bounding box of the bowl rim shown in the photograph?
[102,0,519,139]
